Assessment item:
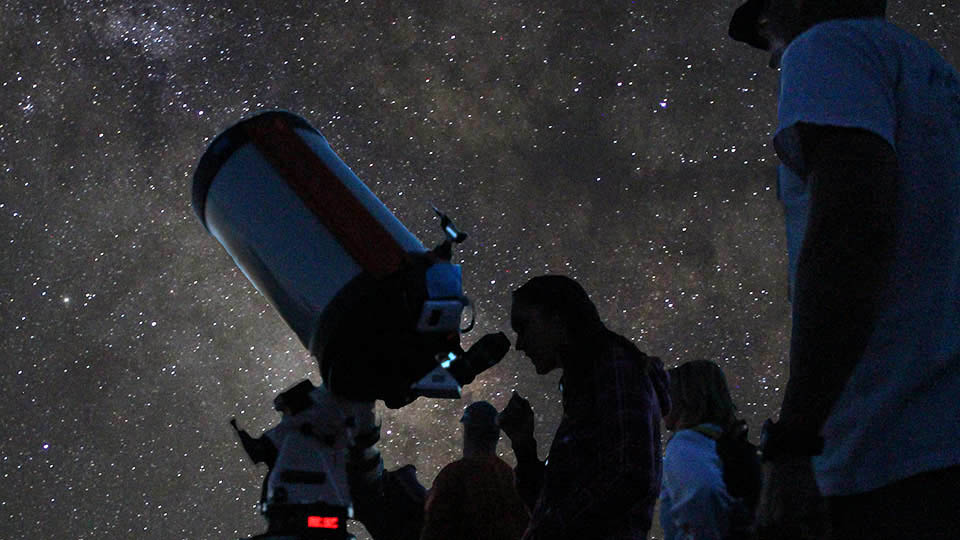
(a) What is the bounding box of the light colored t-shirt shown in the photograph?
[660,426,734,540]
[775,18,960,496]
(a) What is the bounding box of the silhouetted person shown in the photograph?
[729,1,960,538]
[660,360,760,540]
[420,401,529,540]
[499,275,671,539]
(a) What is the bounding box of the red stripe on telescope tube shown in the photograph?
[307,515,340,529]
[244,115,408,279]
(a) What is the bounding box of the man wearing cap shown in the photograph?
[420,401,530,540]
[729,1,960,538]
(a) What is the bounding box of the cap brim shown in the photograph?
[729,0,770,50]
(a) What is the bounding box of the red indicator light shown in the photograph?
[307,515,339,529]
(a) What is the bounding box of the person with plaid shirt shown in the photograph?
[500,275,671,540]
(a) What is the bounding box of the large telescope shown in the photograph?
[193,111,506,408]
[193,111,508,539]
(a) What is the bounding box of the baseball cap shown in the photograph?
[729,0,771,50]
[460,401,499,428]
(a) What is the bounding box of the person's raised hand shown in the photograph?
[498,391,535,450]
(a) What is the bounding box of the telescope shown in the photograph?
[193,111,509,539]
[193,110,506,408]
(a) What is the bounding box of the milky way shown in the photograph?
[1,2,957,538]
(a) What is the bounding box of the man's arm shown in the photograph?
[511,442,545,511]
[775,124,898,447]
[499,391,545,510]
[525,348,660,539]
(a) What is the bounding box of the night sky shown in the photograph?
[1,1,957,538]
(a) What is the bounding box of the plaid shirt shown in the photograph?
[516,333,671,540]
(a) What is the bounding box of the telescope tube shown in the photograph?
[194,112,467,404]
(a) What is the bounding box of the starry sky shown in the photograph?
[1,1,957,538]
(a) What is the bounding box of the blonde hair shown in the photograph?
[668,360,738,429]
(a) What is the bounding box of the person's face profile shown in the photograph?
[510,301,562,375]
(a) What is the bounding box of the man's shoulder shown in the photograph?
[595,333,668,383]
[802,18,895,40]
[484,455,520,481]
[667,429,714,455]
[435,458,469,479]
[443,455,512,473]
[587,335,672,420]
[789,18,915,59]
[590,336,646,385]
[433,456,518,492]
[665,430,723,480]
[596,332,645,364]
